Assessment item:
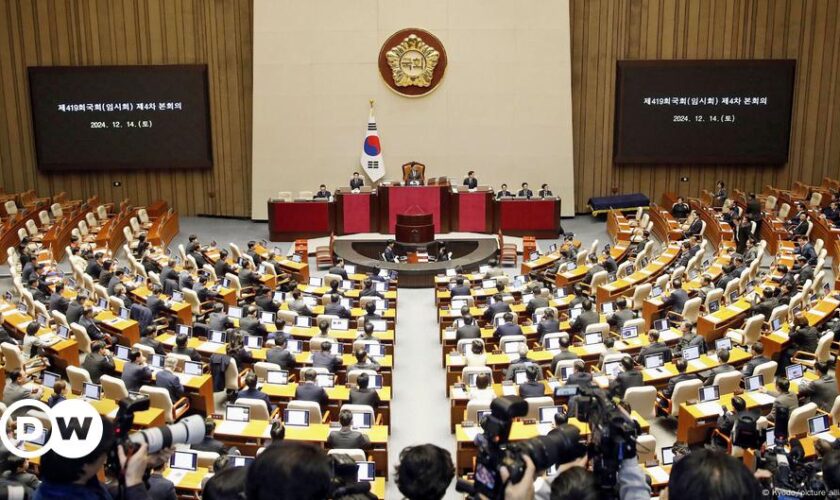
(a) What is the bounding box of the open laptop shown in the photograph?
[150,354,165,370]
[114,345,130,361]
[308,277,323,287]
[538,406,561,424]
[316,373,335,388]
[176,324,192,337]
[554,385,579,397]
[584,332,603,345]
[513,370,528,385]
[357,461,376,482]
[365,343,386,358]
[284,408,310,427]
[681,345,701,362]
[744,374,764,392]
[661,447,675,466]
[707,300,720,313]
[266,370,289,385]
[482,279,497,289]
[244,336,263,349]
[503,341,524,354]
[650,286,663,298]
[603,361,623,377]
[231,456,255,468]
[169,451,198,472]
[82,383,102,401]
[569,307,583,321]
[621,325,639,340]
[183,361,203,376]
[41,371,60,389]
[228,306,243,319]
[351,412,373,429]
[714,338,732,352]
[699,385,720,403]
[644,353,665,370]
[118,307,131,320]
[653,318,669,333]
[295,316,313,328]
[208,330,226,344]
[601,302,615,315]
[559,366,573,381]
[260,311,275,324]
[808,415,831,436]
[226,405,251,423]
[785,364,804,381]
[56,324,70,340]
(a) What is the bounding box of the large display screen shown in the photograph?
[614,60,796,164]
[28,65,212,171]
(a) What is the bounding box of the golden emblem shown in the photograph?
[385,34,440,88]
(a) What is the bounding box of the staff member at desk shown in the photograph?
[518,182,533,199]
[538,184,553,198]
[463,171,478,189]
[349,171,365,190]
[496,183,512,199]
[313,185,331,200]
[383,241,397,262]
[406,165,423,185]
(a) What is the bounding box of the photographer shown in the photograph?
[34,417,151,500]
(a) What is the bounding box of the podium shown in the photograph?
[395,212,434,244]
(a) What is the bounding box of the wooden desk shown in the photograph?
[113,359,215,415]
[130,286,192,325]
[95,310,140,346]
[1,304,80,369]
[261,382,392,428]
[597,242,680,305]
[33,385,165,427]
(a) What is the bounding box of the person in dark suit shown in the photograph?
[85,252,105,280]
[662,359,699,399]
[65,293,87,325]
[608,356,643,399]
[237,372,274,413]
[734,216,752,255]
[294,369,329,410]
[780,313,821,369]
[81,341,116,384]
[582,253,605,285]
[79,307,113,344]
[767,377,800,423]
[98,260,114,287]
[187,241,208,268]
[192,418,228,454]
[48,282,69,314]
[703,348,735,386]
[745,192,763,237]
[799,361,839,411]
[121,349,153,392]
[751,288,778,321]
[607,297,636,330]
[214,249,236,279]
[255,286,279,314]
[463,171,478,189]
[312,341,342,373]
[684,213,703,237]
[266,336,296,371]
[146,285,167,317]
[713,181,727,207]
[662,278,689,315]
[239,306,268,338]
[155,355,185,401]
[636,330,672,364]
[383,241,397,262]
[313,184,331,200]
[327,410,371,450]
[360,278,384,299]
[207,302,231,332]
[565,360,594,388]
[146,461,177,500]
[139,326,166,355]
[483,294,512,322]
[536,309,560,343]
[450,277,472,298]
[349,172,364,190]
[517,182,533,199]
[568,299,599,335]
[741,343,771,376]
[518,365,546,397]
[551,336,579,374]
[795,235,818,266]
[323,293,351,319]
[406,165,423,185]
[789,213,810,238]
[455,314,481,341]
[361,302,382,325]
[525,291,550,318]
[237,260,261,288]
[348,349,380,372]
[173,333,202,362]
[328,259,349,280]
[349,372,381,408]
[538,184,553,198]
[494,312,523,339]
[671,197,690,220]
[496,183,512,199]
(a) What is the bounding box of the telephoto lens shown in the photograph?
[504,424,584,483]
[128,414,205,453]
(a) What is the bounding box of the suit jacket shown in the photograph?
[85,260,103,279]
[239,269,261,288]
[383,248,397,262]
[609,370,644,398]
[752,299,778,321]
[456,324,481,341]
[327,429,371,449]
[769,391,800,420]
[741,355,771,376]
[214,260,234,279]
[236,387,274,412]
[799,375,839,411]
[526,297,550,316]
[518,189,533,198]
[324,303,351,319]
[255,295,279,313]
[505,359,542,381]
[663,373,699,398]
[519,381,546,397]
[48,293,69,314]
[450,285,472,297]
[312,351,341,372]
[583,264,605,285]
[98,271,114,287]
[82,352,115,384]
[685,219,703,236]
[146,295,166,317]
[155,370,185,401]
[536,319,560,341]
[294,382,328,409]
[570,310,600,334]
[746,199,763,221]
[350,177,364,189]
[173,346,202,362]
[140,336,166,355]
[266,347,296,370]
[704,363,735,386]
[146,473,176,500]
[637,342,672,364]
[483,301,512,322]
[551,351,579,373]
[328,266,348,279]
[289,299,313,316]
[349,387,381,408]
[790,326,820,353]
[663,289,689,314]
[463,177,478,189]
[65,301,85,325]
[565,372,594,388]
[496,190,512,199]
[538,189,553,198]
[494,322,523,338]
[208,312,231,332]
[192,436,227,454]
[608,309,636,329]
[240,316,268,337]
[122,362,153,392]
[178,272,195,291]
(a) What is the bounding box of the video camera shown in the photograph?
[756,437,827,498]
[456,396,585,500]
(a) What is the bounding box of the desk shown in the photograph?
[262,383,392,427]
[598,242,680,305]
[378,184,450,233]
[95,310,140,346]
[267,200,334,241]
[451,188,494,233]
[0,306,80,369]
[335,190,378,234]
[495,199,562,238]
[113,359,216,415]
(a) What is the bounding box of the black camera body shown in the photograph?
[106,394,151,476]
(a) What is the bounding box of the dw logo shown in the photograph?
[0,399,103,458]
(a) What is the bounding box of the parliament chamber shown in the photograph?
[3,1,840,499]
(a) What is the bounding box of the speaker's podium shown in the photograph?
[395,208,434,245]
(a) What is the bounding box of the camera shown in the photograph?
[457,396,585,500]
[106,394,205,477]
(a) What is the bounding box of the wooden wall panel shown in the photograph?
[0,0,252,217]
[570,0,840,213]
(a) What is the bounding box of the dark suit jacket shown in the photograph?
[790,326,820,353]
[663,373,699,398]
[65,301,85,325]
[494,323,523,338]
[239,317,268,338]
[609,370,644,398]
[526,297,550,316]
[456,324,481,341]
[146,473,177,500]
[82,352,115,384]
[312,351,341,372]
[752,299,778,321]
[122,362,153,392]
[704,364,735,386]
[208,312,231,332]
[663,289,689,314]
[155,370,185,401]
[146,295,166,317]
[450,285,472,297]
[483,301,512,321]
[551,351,579,373]
[464,177,478,189]
[85,260,103,279]
[294,382,328,409]
[383,248,396,261]
[173,346,202,362]
[637,342,672,364]
[799,375,839,411]
[328,266,348,279]
[537,319,560,341]
[349,388,381,408]
[48,293,69,313]
[565,372,594,388]
[518,189,533,198]
[324,303,351,319]
[214,260,234,279]
[685,219,703,236]
[570,310,599,334]
[350,178,364,190]
[237,387,274,412]
[255,295,279,313]
[327,428,370,449]
[266,347,296,370]
[519,381,546,397]
[741,355,771,376]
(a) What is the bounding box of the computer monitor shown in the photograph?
[521,294,535,305]
[302,297,318,308]
[328,343,343,356]
[650,286,663,298]
[42,371,59,389]
[208,330,226,344]
[291,254,302,263]
[529,251,540,261]
[171,290,184,303]
[228,306,243,319]
[225,405,250,423]
[351,412,373,429]
[119,307,131,320]
[266,370,289,385]
[308,277,323,287]
[699,385,720,403]
[368,374,383,389]
[260,311,275,324]
[538,406,561,424]
[287,339,303,353]
[715,338,732,352]
[231,456,255,468]
[545,337,560,350]
[177,324,192,337]
[284,408,310,427]
[792,305,802,316]
[503,341,523,354]
[183,361,203,376]
[653,318,669,333]
[809,415,830,435]
[661,447,675,466]
[554,385,579,397]
[765,428,776,449]
[729,291,739,303]
[344,264,356,274]
[220,278,231,288]
[316,374,335,388]
[374,282,387,292]
[644,353,665,369]
[569,307,582,320]
[36,313,48,326]
[466,372,480,387]
[83,383,102,400]
[97,298,108,309]
[369,319,387,332]
[619,326,639,340]
[603,361,623,377]
[331,318,349,330]
[785,364,804,381]
[150,354,165,369]
[295,316,312,328]
[601,302,615,315]
[56,324,70,339]
[555,287,567,298]
[169,451,198,471]
[744,374,764,392]
[584,332,603,345]
[559,366,573,381]
[340,298,352,309]
[681,346,701,361]
[549,243,558,253]
[771,318,782,332]
[514,370,528,385]
[357,461,376,482]
[22,424,48,446]
[708,300,720,313]
[273,291,286,302]
[244,336,263,349]
[450,299,467,311]
[114,345,130,360]
[482,279,497,289]
[445,268,457,277]
[365,343,385,358]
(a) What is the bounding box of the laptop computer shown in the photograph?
[708,300,720,313]
[266,370,289,385]
[808,415,831,436]
[621,325,639,339]
[661,446,675,466]
[295,316,313,328]
[584,332,603,345]
[699,385,720,403]
[554,385,579,397]
[114,345,130,361]
[225,405,251,423]
[538,406,561,424]
[714,338,732,352]
[231,456,255,468]
[681,345,701,362]
[208,330,226,344]
[603,361,623,377]
[228,306,243,319]
[351,412,373,429]
[356,461,376,482]
[244,336,263,349]
[260,311,275,324]
[284,408,310,427]
[82,383,102,401]
[169,451,198,472]
[653,318,669,333]
[41,371,60,389]
[785,364,804,381]
[601,302,615,315]
[177,324,192,337]
[744,374,764,392]
[183,361,203,376]
[644,353,665,369]
[316,374,335,388]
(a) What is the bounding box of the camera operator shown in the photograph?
[664,449,761,500]
[34,417,151,500]
[395,444,455,500]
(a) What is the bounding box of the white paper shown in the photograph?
[647,466,670,484]
[695,402,723,415]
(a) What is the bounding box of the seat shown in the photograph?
[466,400,492,423]
[712,371,743,395]
[499,335,527,354]
[767,305,789,326]
[276,310,298,324]
[277,192,292,202]
[224,358,245,392]
[452,295,475,307]
[753,361,778,385]
[631,284,652,311]
[636,434,657,463]
[101,375,130,401]
[726,314,765,346]
[575,249,589,266]
[764,195,777,211]
[667,297,702,324]
[789,402,818,437]
[456,338,484,355]
[584,322,610,337]
[524,396,555,419]
[321,274,342,290]
[661,379,703,417]
[1,344,29,373]
[234,397,273,421]
[4,200,17,215]
[194,450,220,469]
[137,208,151,226]
[229,243,243,259]
[70,323,92,357]
[50,203,63,219]
[183,288,213,322]
[340,403,380,426]
[703,289,723,312]
[133,343,155,359]
[51,311,69,328]
[778,203,791,219]
[254,361,283,381]
[288,400,329,423]
[66,366,92,394]
[498,232,517,266]
[225,273,256,302]
[581,271,608,295]
[792,331,835,368]
[141,385,190,423]
[97,205,109,221]
[616,261,632,278]
[829,395,840,426]
[401,161,426,184]
[327,449,367,462]
[316,234,335,269]
[347,369,378,386]
[461,366,492,385]
[623,386,656,419]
